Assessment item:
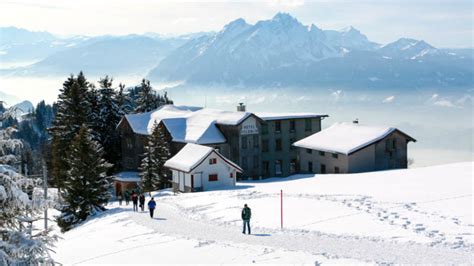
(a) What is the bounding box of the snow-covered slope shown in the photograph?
[52,162,473,264]
[379,38,437,59]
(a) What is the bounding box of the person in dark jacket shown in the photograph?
[241,204,251,234]
[124,191,130,205]
[139,194,146,212]
[117,193,123,206]
[148,198,157,218]
[131,191,138,212]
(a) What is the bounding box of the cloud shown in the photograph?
[433,99,456,108]
[382,95,395,103]
[331,89,343,101]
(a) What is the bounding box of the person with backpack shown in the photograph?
[131,191,138,212]
[139,194,146,212]
[241,204,252,234]
[148,198,157,218]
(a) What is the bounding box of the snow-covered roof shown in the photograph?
[122,105,327,144]
[113,171,141,182]
[293,122,415,155]
[164,143,242,173]
[255,112,327,121]
[123,105,251,144]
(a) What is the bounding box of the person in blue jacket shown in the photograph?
[148,197,156,218]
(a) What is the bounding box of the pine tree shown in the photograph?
[134,79,158,113]
[57,126,111,232]
[115,83,133,115]
[139,122,171,192]
[49,72,92,190]
[95,76,122,172]
[0,127,57,264]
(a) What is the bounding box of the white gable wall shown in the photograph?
[171,150,237,192]
[192,151,236,191]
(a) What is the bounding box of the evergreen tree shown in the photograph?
[96,76,122,172]
[134,79,158,113]
[0,127,57,264]
[115,83,133,115]
[57,126,111,232]
[139,122,171,192]
[49,72,92,190]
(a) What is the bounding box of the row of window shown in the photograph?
[261,138,296,152]
[207,172,234,182]
[306,149,339,158]
[241,135,259,149]
[261,119,313,135]
[307,162,340,173]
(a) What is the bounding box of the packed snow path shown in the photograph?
[127,201,472,264]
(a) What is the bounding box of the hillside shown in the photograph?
[52,162,473,264]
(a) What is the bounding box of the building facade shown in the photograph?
[294,122,416,174]
[164,143,242,192]
[117,104,327,179]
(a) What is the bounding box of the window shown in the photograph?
[289,120,296,132]
[208,174,218,182]
[253,135,259,148]
[263,161,270,176]
[290,159,297,173]
[308,161,313,172]
[209,158,217,165]
[126,138,133,149]
[319,151,325,156]
[392,139,397,149]
[261,123,268,135]
[320,164,326,174]
[253,155,259,169]
[332,153,338,159]
[230,172,233,178]
[306,149,312,154]
[276,139,282,151]
[275,160,282,175]
[290,138,296,150]
[242,136,248,149]
[305,119,312,132]
[334,167,340,173]
[242,156,248,169]
[262,139,269,152]
[275,121,281,133]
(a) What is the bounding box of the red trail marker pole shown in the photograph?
[280,189,283,229]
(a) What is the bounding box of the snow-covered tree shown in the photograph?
[49,72,92,190]
[134,79,158,113]
[0,127,57,265]
[139,122,171,192]
[95,76,122,172]
[115,83,133,115]
[57,126,112,232]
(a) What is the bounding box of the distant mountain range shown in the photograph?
[1,13,472,89]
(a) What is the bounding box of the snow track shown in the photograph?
[127,201,472,264]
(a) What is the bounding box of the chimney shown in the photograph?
[237,102,246,112]
[353,118,359,124]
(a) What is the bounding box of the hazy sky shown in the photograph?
[0,0,472,47]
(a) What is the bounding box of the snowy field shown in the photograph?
[52,162,473,264]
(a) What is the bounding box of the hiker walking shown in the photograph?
[148,197,157,218]
[117,193,123,206]
[131,191,138,212]
[124,190,130,205]
[139,194,146,212]
[241,204,252,234]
